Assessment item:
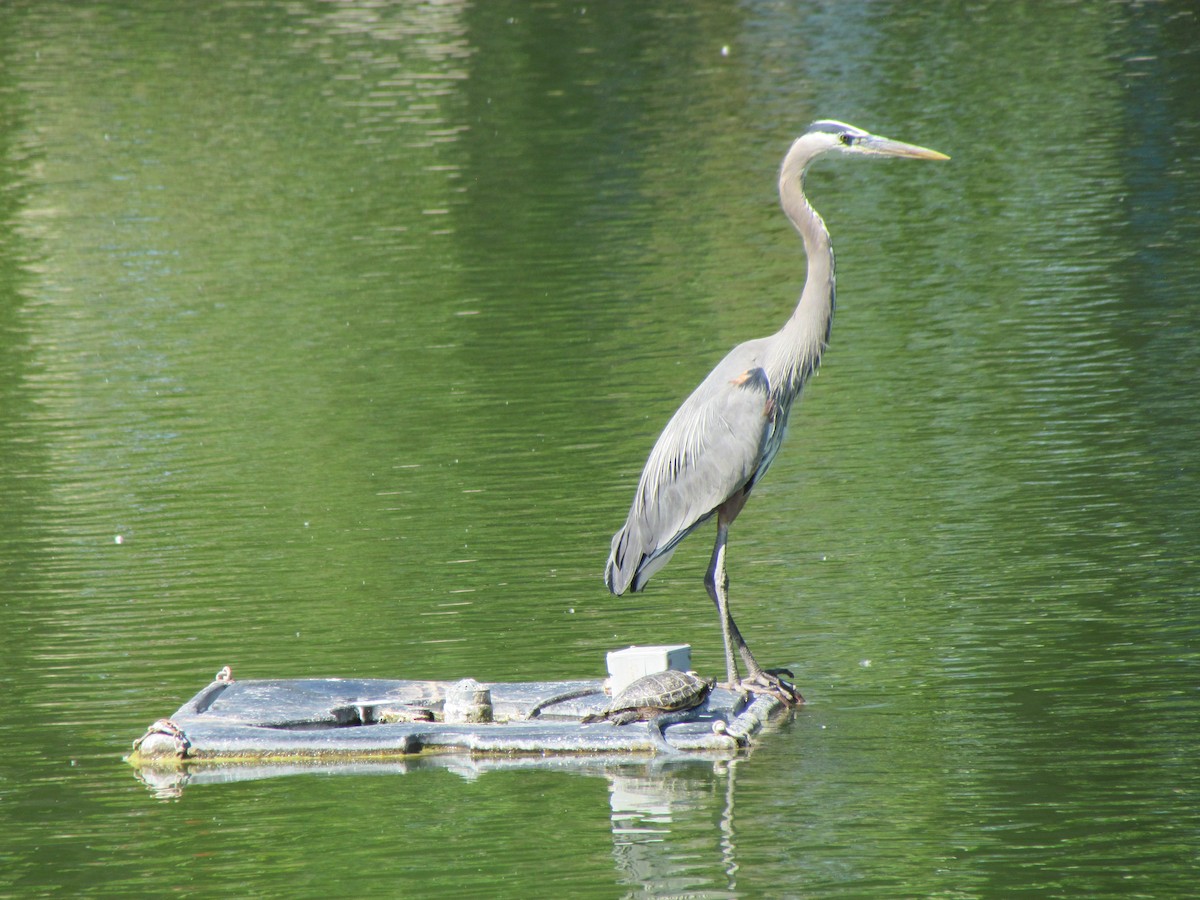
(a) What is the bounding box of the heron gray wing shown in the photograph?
[605,365,776,594]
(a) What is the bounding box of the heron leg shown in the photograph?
[704,495,804,705]
[704,494,765,686]
[704,525,742,687]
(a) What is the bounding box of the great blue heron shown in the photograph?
[604,120,949,704]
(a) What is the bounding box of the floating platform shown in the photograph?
[128,666,787,770]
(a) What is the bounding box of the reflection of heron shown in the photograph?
[605,121,949,703]
[606,762,740,894]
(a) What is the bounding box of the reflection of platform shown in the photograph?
[128,671,785,771]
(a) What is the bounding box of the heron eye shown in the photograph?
[839,133,855,146]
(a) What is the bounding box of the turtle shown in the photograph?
[583,670,714,727]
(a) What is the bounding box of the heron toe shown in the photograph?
[740,670,804,705]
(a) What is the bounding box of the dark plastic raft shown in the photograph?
[128,670,785,769]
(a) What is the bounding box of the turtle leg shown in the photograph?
[647,709,693,755]
[529,686,603,720]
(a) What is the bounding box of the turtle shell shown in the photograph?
[591,670,713,725]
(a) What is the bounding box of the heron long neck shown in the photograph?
[768,149,836,401]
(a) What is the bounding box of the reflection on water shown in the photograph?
[608,763,742,899]
[136,751,750,899]
[1,0,1198,896]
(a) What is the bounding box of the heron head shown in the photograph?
[804,120,950,162]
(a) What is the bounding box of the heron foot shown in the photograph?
[730,669,804,706]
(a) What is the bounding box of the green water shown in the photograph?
[2,1,1197,896]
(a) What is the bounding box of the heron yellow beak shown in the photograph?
[859,135,950,161]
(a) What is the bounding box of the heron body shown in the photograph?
[604,121,948,703]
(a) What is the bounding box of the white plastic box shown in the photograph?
[606,644,692,694]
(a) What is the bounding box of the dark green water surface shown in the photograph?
[1,1,1197,896]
